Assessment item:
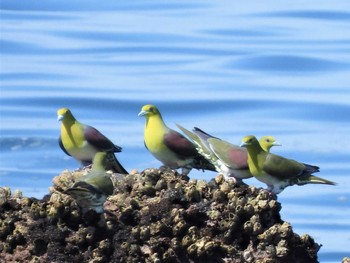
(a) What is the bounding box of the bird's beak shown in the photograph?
[240,142,247,147]
[272,141,282,147]
[138,110,147,117]
[57,115,64,122]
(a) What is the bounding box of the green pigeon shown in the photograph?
[190,127,252,183]
[240,135,336,194]
[259,136,282,152]
[138,104,216,175]
[64,152,114,213]
[57,107,128,174]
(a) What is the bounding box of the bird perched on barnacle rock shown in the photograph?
[138,104,216,175]
[177,125,251,184]
[177,126,291,185]
[240,135,336,194]
[57,107,128,174]
[64,152,114,213]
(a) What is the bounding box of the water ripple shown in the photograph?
[0,0,207,12]
[0,137,57,151]
[2,97,349,124]
[0,39,247,56]
[51,31,200,44]
[0,11,77,21]
[0,72,77,81]
[256,10,350,21]
[202,28,282,38]
[293,223,350,231]
[0,40,44,54]
[230,55,348,73]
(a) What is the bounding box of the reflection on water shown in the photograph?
[1,0,350,262]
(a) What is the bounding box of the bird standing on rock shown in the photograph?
[179,125,252,184]
[57,107,128,174]
[240,135,336,194]
[177,126,283,184]
[138,104,216,175]
[64,152,114,213]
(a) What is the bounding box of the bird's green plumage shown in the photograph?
[263,154,306,179]
[138,105,215,175]
[57,107,128,174]
[58,108,88,153]
[177,125,251,183]
[207,138,247,170]
[64,152,114,213]
[83,152,114,195]
[241,135,335,194]
[139,105,172,159]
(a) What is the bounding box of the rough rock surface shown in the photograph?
[0,167,320,262]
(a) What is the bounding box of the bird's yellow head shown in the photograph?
[259,136,281,152]
[260,136,276,144]
[57,107,73,122]
[240,135,259,147]
[138,104,161,118]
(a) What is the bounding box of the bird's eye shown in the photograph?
[149,107,154,112]
[266,139,270,142]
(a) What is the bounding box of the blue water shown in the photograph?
[1,0,349,261]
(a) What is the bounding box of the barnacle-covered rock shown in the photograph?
[0,167,321,262]
[0,187,11,206]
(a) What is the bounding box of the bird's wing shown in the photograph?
[176,124,210,153]
[193,127,219,140]
[83,172,114,196]
[66,181,101,194]
[58,136,71,156]
[208,138,248,169]
[84,125,121,153]
[263,153,305,179]
[192,127,218,152]
[164,129,198,157]
[176,124,199,144]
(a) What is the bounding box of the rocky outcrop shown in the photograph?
[0,167,320,262]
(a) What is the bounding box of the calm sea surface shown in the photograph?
[1,0,349,261]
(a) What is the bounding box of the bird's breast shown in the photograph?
[247,154,264,177]
[144,120,191,168]
[144,118,169,153]
[61,124,97,161]
[67,142,97,161]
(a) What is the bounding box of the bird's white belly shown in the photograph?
[67,142,97,161]
[216,160,251,179]
[256,172,290,194]
[151,149,191,169]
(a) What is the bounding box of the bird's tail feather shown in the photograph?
[176,124,199,143]
[106,152,128,174]
[295,174,336,186]
[193,154,217,172]
[193,127,218,140]
[176,125,217,172]
[113,144,122,153]
[302,163,320,174]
